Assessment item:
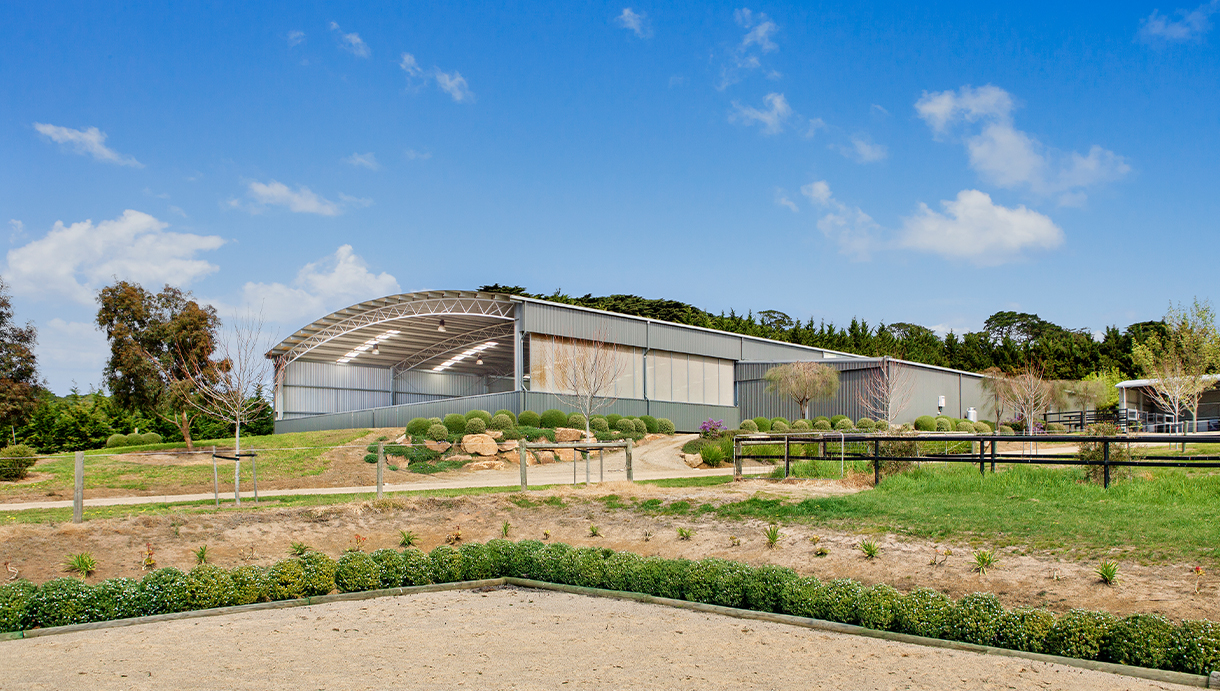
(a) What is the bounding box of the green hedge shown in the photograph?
[443,414,468,434]
[518,411,541,427]
[407,417,432,436]
[657,418,676,434]
[4,542,1219,678]
[539,409,568,428]
[914,415,936,431]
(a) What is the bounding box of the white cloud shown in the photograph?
[871,104,890,117]
[405,149,432,160]
[836,135,888,163]
[668,75,686,88]
[4,210,225,304]
[241,245,400,324]
[802,118,826,139]
[8,219,25,243]
[915,85,1130,204]
[287,30,305,46]
[900,189,1063,265]
[435,70,475,103]
[338,193,373,208]
[1139,0,1218,41]
[33,123,143,167]
[399,53,423,77]
[735,8,778,52]
[729,92,791,134]
[244,180,341,216]
[717,8,779,89]
[800,181,833,205]
[329,21,370,57]
[615,8,652,38]
[344,152,380,170]
[799,180,878,260]
[774,189,798,212]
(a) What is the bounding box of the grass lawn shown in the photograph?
[2,429,371,495]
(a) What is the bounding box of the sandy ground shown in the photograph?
[2,481,1215,623]
[0,586,1192,691]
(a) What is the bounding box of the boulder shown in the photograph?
[461,434,499,456]
[425,440,452,453]
[467,459,505,471]
[448,454,473,462]
[535,450,555,464]
[554,427,583,443]
[497,440,519,452]
[486,430,504,440]
[683,453,702,468]
[393,434,407,444]
[555,448,575,462]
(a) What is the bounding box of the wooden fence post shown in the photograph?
[211,445,219,508]
[733,437,742,480]
[784,436,790,479]
[625,439,633,482]
[519,443,528,490]
[72,451,84,524]
[376,441,385,499]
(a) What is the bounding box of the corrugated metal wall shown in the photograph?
[741,339,827,362]
[647,322,742,360]
[280,361,392,418]
[521,302,647,347]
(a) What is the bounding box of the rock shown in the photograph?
[555,448,575,462]
[554,427,583,443]
[467,459,505,471]
[448,454,473,462]
[393,434,407,444]
[683,453,702,468]
[425,440,451,453]
[486,430,503,440]
[535,451,555,464]
[497,440,519,452]
[461,434,499,456]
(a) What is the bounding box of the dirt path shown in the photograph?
[0,587,1189,690]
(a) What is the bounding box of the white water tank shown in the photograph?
[967,407,978,422]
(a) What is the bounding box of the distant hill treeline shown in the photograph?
[480,285,1165,380]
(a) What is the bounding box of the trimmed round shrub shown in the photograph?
[657,418,676,435]
[814,578,864,624]
[895,588,953,639]
[560,547,609,588]
[518,410,541,427]
[813,420,832,431]
[443,413,468,434]
[632,419,647,434]
[407,417,432,436]
[0,580,36,632]
[590,417,610,432]
[996,607,1054,653]
[1105,613,1176,669]
[615,418,636,433]
[1046,609,1117,660]
[229,565,269,605]
[739,419,759,433]
[813,416,830,426]
[137,567,191,615]
[770,417,790,428]
[778,576,822,618]
[465,409,492,424]
[299,551,337,597]
[334,552,381,593]
[791,419,810,431]
[605,414,623,429]
[0,444,37,481]
[428,545,464,583]
[464,417,487,435]
[998,425,1015,436]
[490,413,515,431]
[856,418,876,432]
[935,418,952,432]
[771,420,790,433]
[536,542,574,583]
[639,415,659,433]
[857,583,902,631]
[567,413,587,430]
[139,432,162,445]
[94,577,141,620]
[683,558,749,608]
[401,548,433,586]
[371,548,407,588]
[946,592,1004,646]
[30,578,98,627]
[458,542,497,581]
[752,417,772,433]
[742,564,798,614]
[875,420,890,432]
[267,559,308,600]
[601,551,645,592]
[429,417,443,425]
[105,434,128,448]
[426,423,450,442]
[483,539,517,578]
[1171,619,1220,675]
[973,421,991,434]
[493,410,517,426]
[1046,422,1068,433]
[507,540,547,580]
[834,417,854,431]
[540,409,568,428]
[634,556,690,600]
[829,414,849,427]
[914,415,936,432]
[956,419,977,432]
[184,564,236,610]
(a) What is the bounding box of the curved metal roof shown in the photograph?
[266,290,516,376]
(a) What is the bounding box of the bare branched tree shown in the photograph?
[980,367,1011,424]
[181,312,272,503]
[763,361,839,421]
[1132,299,1220,433]
[541,332,627,438]
[999,364,1054,435]
[856,357,915,424]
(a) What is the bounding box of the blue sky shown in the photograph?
[3,1,1218,393]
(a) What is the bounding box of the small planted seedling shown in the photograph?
[398,530,418,548]
[445,526,462,545]
[193,545,210,565]
[642,530,652,542]
[677,527,693,541]
[729,535,741,547]
[63,552,97,578]
[929,548,951,566]
[543,530,551,540]
[814,546,829,557]
[972,549,998,575]
[588,524,601,537]
[345,534,368,553]
[1096,560,1119,586]
[808,535,821,545]
[289,541,311,556]
[1195,566,1206,594]
[501,521,511,537]
[859,539,880,560]
[764,524,783,550]
[142,542,156,571]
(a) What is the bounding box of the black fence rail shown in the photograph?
[731,432,1220,488]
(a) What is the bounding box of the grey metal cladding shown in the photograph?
[520,302,647,347]
[736,367,872,421]
[283,361,391,390]
[647,322,741,360]
[740,339,829,362]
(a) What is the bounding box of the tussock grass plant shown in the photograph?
[398,530,418,547]
[63,553,97,578]
[764,524,782,549]
[1096,560,1120,585]
[193,545,209,565]
[972,549,998,575]
[860,539,880,559]
[677,527,693,541]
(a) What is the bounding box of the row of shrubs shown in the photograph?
[741,416,904,434]
[104,432,164,448]
[912,416,996,434]
[3,542,1217,675]
[404,410,676,440]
